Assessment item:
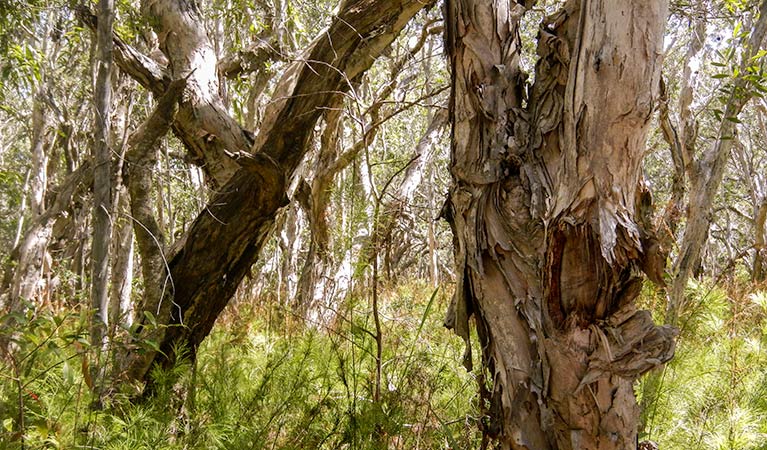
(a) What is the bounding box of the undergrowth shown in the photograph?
[3,278,767,449]
[0,282,482,449]
[638,279,767,450]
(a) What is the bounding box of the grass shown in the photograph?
[3,277,767,449]
[0,281,481,449]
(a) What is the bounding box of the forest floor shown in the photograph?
[1,277,766,449]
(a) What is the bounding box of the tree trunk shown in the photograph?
[124,79,186,333]
[1,89,50,313]
[109,91,135,329]
[753,199,767,282]
[123,0,437,385]
[89,0,115,347]
[109,198,134,329]
[443,1,676,448]
[1,163,93,312]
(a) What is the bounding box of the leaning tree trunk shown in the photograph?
[667,0,767,325]
[121,0,437,385]
[443,1,676,448]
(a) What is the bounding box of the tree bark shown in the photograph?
[1,91,50,313]
[754,199,767,282]
[443,1,676,448]
[124,78,186,334]
[1,162,94,312]
[109,197,134,329]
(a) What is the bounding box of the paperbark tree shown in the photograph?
[443,1,676,448]
[90,0,438,384]
[295,23,444,324]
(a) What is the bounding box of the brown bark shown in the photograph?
[444,1,676,448]
[123,0,437,385]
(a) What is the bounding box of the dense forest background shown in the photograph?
[0,0,766,449]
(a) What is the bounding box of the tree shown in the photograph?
[443,1,676,448]
[666,0,767,325]
[76,0,439,383]
[89,0,114,348]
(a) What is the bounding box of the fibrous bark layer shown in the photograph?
[444,1,677,448]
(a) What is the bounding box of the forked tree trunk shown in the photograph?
[443,1,676,448]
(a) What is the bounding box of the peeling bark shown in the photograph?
[443,1,676,448]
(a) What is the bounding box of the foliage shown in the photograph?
[638,280,767,450]
[0,282,482,449]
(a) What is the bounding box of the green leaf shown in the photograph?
[143,310,157,327]
[62,361,73,384]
